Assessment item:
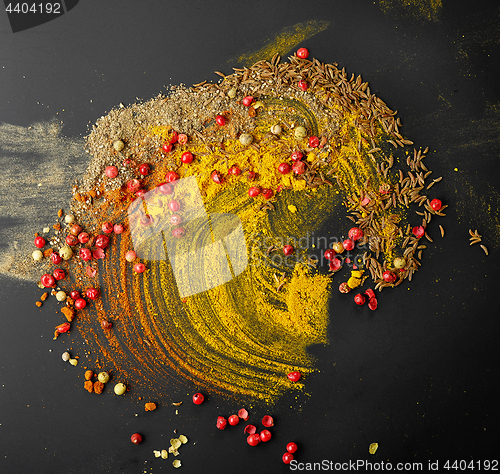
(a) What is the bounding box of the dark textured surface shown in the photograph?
[1,1,499,473]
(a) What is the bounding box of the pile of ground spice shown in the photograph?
[30,51,445,403]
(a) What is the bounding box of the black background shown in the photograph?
[1,1,499,473]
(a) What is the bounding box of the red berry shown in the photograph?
[165,171,179,183]
[228,415,240,426]
[78,232,90,244]
[430,198,442,211]
[178,133,188,145]
[412,226,425,238]
[247,434,261,446]
[181,151,193,164]
[168,200,181,212]
[125,250,137,262]
[172,227,186,238]
[308,135,320,147]
[260,430,272,442]
[126,179,141,192]
[298,80,308,91]
[216,416,227,430]
[105,166,118,179]
[113,224,124,234]
[238,408,249,420]
[292,161,306,174]
[229,165,241,175]
[243,424,257,434]
[138,163,150,175]
[348,227,364,241]
[278,162,291,174]
[66,234,78,246]
[101,320,112,330]
[354,293,366,305]
[158,182,173,195]
[242,96,254,107]
[169,131,178,144]
[86,288,99,300]
[286,442,298,453]
[162,142,173,153]
[342,239,355,251]
[262,415,274,427]
[102,222,113,234]
[130,433,143,445]
[290,150,303,161]
[53,269,65,281]
[70,290,80,299]
[382,270,396,283]
[365,289,376,300]
[134,262,146,273]
[74,298,87,310]
[70,224,82,236]
[368,297,378,310]
[283,452,294,464]
[79,248,92,261]
[339,282,351,293]
[283,245,294,256]
[211,170,224,184]
[192,393,204,405]
[55,322,70,334]
[262,189,274,200]
[287,371,301,382]
[95,234,110,249]
[215,115,226,126]
[170,214,182,225]
[50,252,62,264]
[246,170,257,180]
[41,273,55,288]
[297,47,309,59]
[329,257,342,272]
[248,186,261,197]
[324,249,336,260]
[34,236,45,248]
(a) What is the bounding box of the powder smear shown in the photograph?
[379,0,443,21]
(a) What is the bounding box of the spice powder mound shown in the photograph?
[36,52,445,402]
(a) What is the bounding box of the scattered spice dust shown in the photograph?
[28,52,445,403]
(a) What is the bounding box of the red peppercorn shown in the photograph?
[178,133,188,145]
[34,236,45,248]
[158,182,173,195]
[181,151,193,164]
[168,200,181,212]
[247,434,261,446]
[192,393,204,405]
[382,270,396,283]
[53,269,65,281]
[412,226,425,238]
[50,252,62,264]
[172,227,186,238]
[79,248,92,261]
[74,298,87,310]
[41,273,55,288]
[283,453,294,464]
[329,257,342,272]
[238,408,249,420]
[262,415,274,427]
[95,234,110,249]
[248,186,261,197]
[278,162,291,174]
[287,371,301,382]
[55,322,71,334]
[292,161,306,174]
[243,424,257,434]
[283,245,294,256]
[78,232,89,244]
[228,415,239,426]
[260,430,272,442]
[211,170,224,184]
[297,47,309,59]
[165,171,179,183]
[324,249,336,260]
[365,289,376,300]
[70,290,80,299]
[354,293,366,305]
[215,115,226,126]
[298,80,308,91]
[286,442,298,453]
[169,131,178,144]
[229,165,241,175]
[130,433,143,445]
[430,198,442,211]
[126,179,141,192]
[162,142,173,153]
[113,224,124,234]
[170,214,182,225]
[216,416,227,430]
[86,288,99,300]
[348,227,364,241]
[66,234,78,246]
[262,189,274,200]
[242,96,254,107]
[308,135,320,147]
[368,297,378,310]
[70,224,82,236]
[105,166,118,178]
[290,150,303,161]
[342,239,355,251]
[246,170,257,180]
[134,262,146,273]
[138,163,150,175]
[101,320,112,330]
[339,282,351,293]
[102,222,113,234]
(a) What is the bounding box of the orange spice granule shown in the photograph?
[61,307,75,322]
[145,402,157,412]
[58,209,63,217]
[35,301,42,307]
[40,292,49,301]
[53,223,61,231]
[84,381,93,393]
[93,381,105,394]
[43,248,53,258]
[84,370,93,381]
